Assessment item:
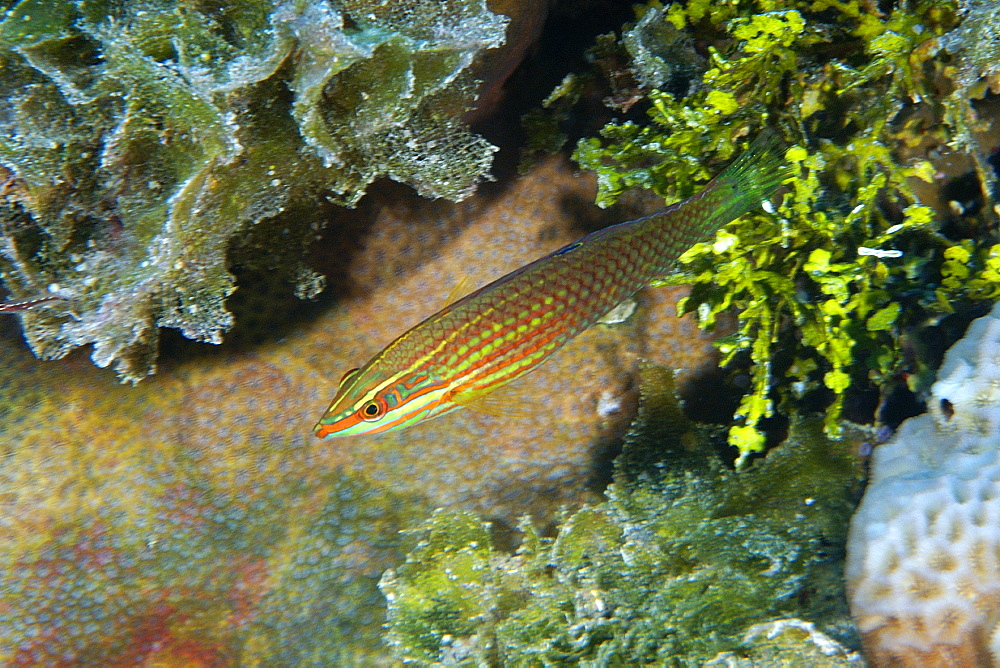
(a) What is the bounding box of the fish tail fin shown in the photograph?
[702,129,791,225]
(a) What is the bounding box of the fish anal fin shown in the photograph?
[450,383,538,420]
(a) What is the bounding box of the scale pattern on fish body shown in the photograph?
[315,133,789,438]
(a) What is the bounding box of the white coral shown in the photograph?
[847,301,1000,665]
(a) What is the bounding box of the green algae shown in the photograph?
[705,618,863,665]
[556,0,1000,461]
[381,364,864,665]
[0,0,507,381]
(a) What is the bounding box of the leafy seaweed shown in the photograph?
[565,0,999,461]
[0,0,507,380]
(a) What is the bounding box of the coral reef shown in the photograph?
[381,364,865,665]
[561,0,1000,462]
[0,153,726,662]
[9,1,1000,663]
[846,300,1000,666]
[0,0,508,381]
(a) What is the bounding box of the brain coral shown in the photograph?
[846,300,1000,666]
[0,0,508,381]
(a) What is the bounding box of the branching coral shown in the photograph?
[0,0,507,380]
[563,0,999,461]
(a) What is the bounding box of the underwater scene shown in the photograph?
[1,0,999,665]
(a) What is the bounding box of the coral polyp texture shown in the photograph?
[0,324,418,664]
[846,300,1000,666]
[0,0,507,381]
[0,154,726,662]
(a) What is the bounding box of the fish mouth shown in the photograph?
[314,422,336,439]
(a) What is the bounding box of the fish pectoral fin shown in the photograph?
[449,383,538,420]
[598,297,637,325]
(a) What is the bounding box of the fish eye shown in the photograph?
[358,398,386,421]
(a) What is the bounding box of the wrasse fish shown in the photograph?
[0,295,64,312]
[315,132,789,439]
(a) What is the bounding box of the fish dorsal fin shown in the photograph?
[449,382,538,420]
[338,367,361,389]
[444,275,474,307]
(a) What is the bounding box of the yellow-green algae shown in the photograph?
[705,619,863,665]
[381,364,865,665]
[558,0,1000,461]
[0,0,507,381]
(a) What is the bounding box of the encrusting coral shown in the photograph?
[0,153,725,663]
[846,300,1000,666]
[0,315,417,664]
[0,0,508,381]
